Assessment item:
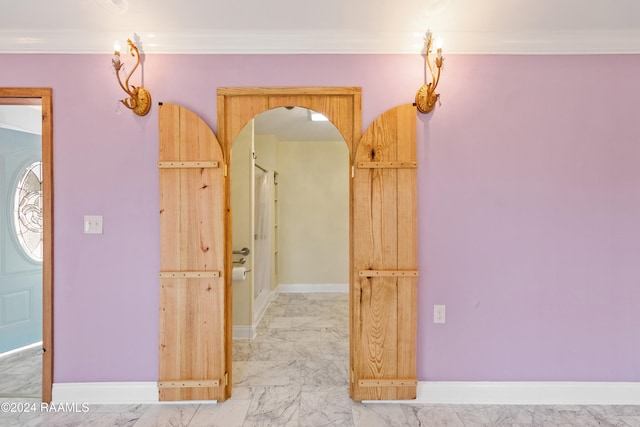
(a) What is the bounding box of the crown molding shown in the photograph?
[1,29,639,54]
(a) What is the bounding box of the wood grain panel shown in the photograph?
[159,105,181,272]
[180,168,214,271]
[358,276,398,400]
[352,104,418,401]
[159,169,180,271]
[266,95,355,146]
[159,277,224,401]
[218,87,362,160]
[220,95,269,157]
[217,87,361,96]
[353,104,399,400]
[40,90,54,404]
[158,103,226,401]
[159,103,181,161]
[395,105,418,400]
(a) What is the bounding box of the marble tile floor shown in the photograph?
[1,293,639,426]
[0,345,41,398]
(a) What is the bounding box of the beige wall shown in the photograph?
[276,139,349,286]
[233,117,350,329]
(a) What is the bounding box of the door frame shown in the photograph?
[0,88,53,402]
[217,87,361,397]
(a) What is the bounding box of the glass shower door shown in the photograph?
[253,170,272,301]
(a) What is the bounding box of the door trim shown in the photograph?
[0,88,53,403]
[217,87,361,158]
[217,87,361,398]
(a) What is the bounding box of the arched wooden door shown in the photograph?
[158,103,227,401]
[351,104,418,401]
[158,91,418,402]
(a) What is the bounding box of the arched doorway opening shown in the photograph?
[217,87,361,399]
[229,106,350,388]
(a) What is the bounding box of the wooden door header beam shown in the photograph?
[217,87,361,96]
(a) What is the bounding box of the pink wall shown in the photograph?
[421,54,640,381]
[1,53,639,383]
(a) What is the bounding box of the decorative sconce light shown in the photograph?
[112,38,151,116]
[415,31,443,114]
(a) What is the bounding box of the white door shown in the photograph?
[0,114,43,353]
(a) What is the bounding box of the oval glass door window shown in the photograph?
[13,161,43,262]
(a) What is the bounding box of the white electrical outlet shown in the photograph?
[84,215,103,234]
[434,304,446,324]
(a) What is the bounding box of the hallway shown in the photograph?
[231,292,350,425]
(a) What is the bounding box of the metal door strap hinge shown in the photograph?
[357,161,418,169]
[358,379,418,387]
[159,271,220,279]
[158,379,220,388]
[359,270,419,278]
[158,161,219,169]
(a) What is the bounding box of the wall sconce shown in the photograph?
[112,38,151,116]
[415,31,443,114]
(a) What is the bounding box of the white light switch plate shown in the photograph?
[84,215,103,234]
[434,304,446,324]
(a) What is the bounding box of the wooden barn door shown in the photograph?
[158,103,228,401]
[350,104,418,401]
[157,91,418,403]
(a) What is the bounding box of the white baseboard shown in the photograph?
[364,381,640,405]
[254,289,276,328]
[232,325,257,340]
[53,380,640,405]
[277,283,348,293]
[232,290,275,340]
[53,382,158,404]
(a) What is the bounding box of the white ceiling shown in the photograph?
[0,106,42,135]
[254,107,344,142]
[1,0,639,54]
